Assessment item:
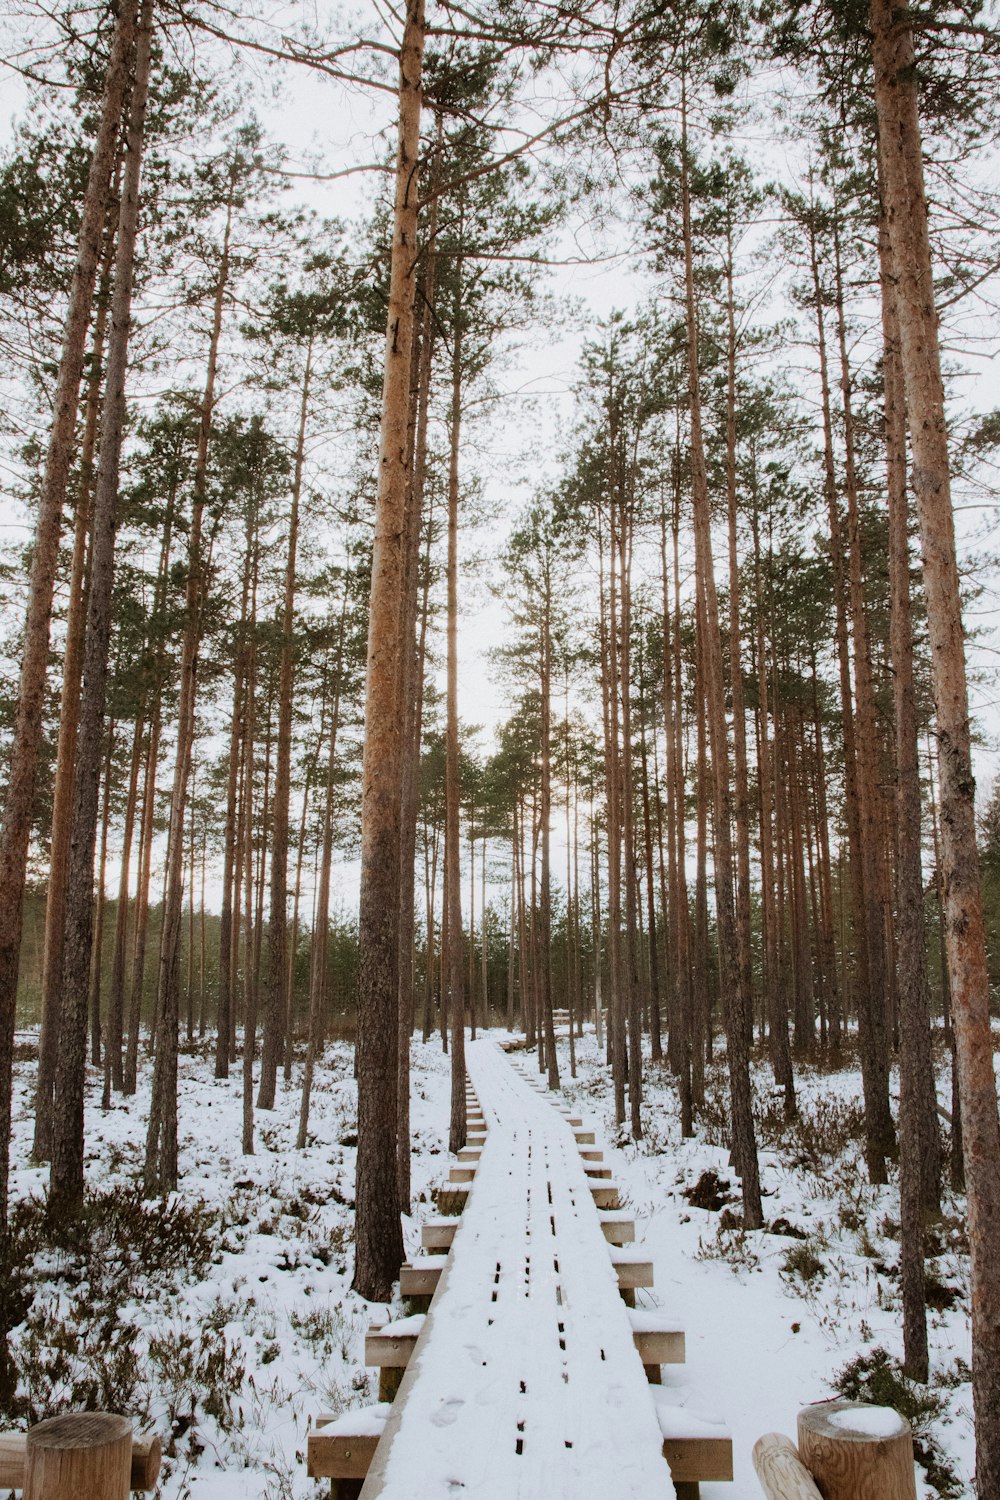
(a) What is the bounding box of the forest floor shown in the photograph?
[3,1026,974,1499]
[556,1028,973,1500]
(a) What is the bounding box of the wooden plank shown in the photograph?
[613,1258,654,1289]
[364,1318,426,1379]
[365,1333,420,1369]
[662,1436,734,1483]
[399,1261,443,1297]
[584,1164,613,1180]
[449,1165,476,1183]
[360,1043,673,1500]
[308,1431,380,1480]
[574,1129,596,1145]
[420,1221,456,1252]
[634,1328,685,1365]
[599,1212,634,1244]
[590,1182,620,1208]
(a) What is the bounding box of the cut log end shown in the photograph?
[25,1413,134,1500]
[797,1400,916,1500]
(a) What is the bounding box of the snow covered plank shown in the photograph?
[360,1038,673,1500]
[310,1404,391,1480]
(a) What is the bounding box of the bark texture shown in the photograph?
[871,4,1000,1489]
[0,0,137,1220]
[50,0,154,1213]
[353,0,424,1301]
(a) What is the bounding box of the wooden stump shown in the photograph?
[25,1413,132,1500]
[0,1430,159,1492]
[797,1401,917,1500]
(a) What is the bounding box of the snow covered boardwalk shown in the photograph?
[359,1038,676,1500]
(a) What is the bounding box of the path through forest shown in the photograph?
[363,1038,674,1498]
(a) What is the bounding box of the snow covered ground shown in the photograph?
[4,1027,974,1498]
[6,1036,452,1499]
[550,1028,973,1500]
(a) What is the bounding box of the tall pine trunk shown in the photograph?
[681,88,761,1227]
[354,0,424,1300]
[144,173,233,1196]
[34,208,118,1159]
[0,0,138,1221]
[50,0,154,1213]
[259,339,311,1108]
[871,8,1000,1485]
[445,303,467,1153]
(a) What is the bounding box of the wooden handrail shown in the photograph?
[752,1432,823,1499]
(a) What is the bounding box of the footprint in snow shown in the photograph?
[431,1397,465,1428]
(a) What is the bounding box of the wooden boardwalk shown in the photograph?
[310,1037,732,1497]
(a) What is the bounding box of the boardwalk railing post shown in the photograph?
[25,1413,132,1500]
[796,1400,917,1500]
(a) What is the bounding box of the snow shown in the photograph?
[550,1029,973,1500]
[827,1405,907,1438]
[628,1308,684,1334]
[652,1389,731,1441]
[364,1039,673,1499]
[322,1403,391,1436]
[372,1315,426,1340]
[5,1033,456,1498]
[5,1024,974,1499]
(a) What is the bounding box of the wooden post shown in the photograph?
[0,1430,159,1491]
[25,1413,132,1500]
[331,1481,363,1500]
[752,1433,823,1499]
[797,1401,917,1500]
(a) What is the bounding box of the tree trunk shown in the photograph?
[682,88,761,1226]
[258,338,311,1109]
[616,497,641,1137]
[240,645,258,1156]
[724,241,755,1076]
[49,0,154,1214]
[398,197,437,1209]
[215,549,250,1081]
[144,167,233,1197]
[871,12,1000,1476]
[0,0,138,1221]
[445,301,467,1152]
[103,712,143,1104]
[752,498,794,1111]
[832,213,894,1156]
[807,207,890,1181]
[540,577,558,1092]
[354,0,423,1300]
[34,205,119,1160]
[879,203,933,1383]
[298,598,347,1149]
[88,731,115,1071]
[665,495,693,1130]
